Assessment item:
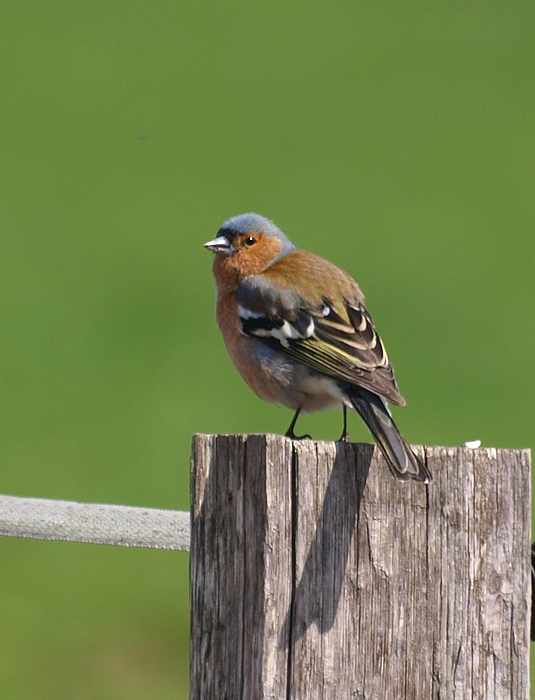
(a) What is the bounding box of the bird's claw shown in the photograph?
[285,430,313,441]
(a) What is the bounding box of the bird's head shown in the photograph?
[204,213,296,277]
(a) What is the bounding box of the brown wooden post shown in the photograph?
[190,435,530,700]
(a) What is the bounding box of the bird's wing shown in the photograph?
[236,275,406,406]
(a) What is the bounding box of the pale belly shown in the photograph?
[227,334,347,413]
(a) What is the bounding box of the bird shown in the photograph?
[204,212,430,483]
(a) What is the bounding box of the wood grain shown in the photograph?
[190,435,530,700]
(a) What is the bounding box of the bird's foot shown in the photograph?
[337,405,350,442]
[285,429,312,440]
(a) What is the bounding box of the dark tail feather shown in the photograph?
[345,385,431,483]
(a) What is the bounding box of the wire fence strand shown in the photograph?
[0,495,190,550]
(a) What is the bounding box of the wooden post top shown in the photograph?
[190,435,531,700]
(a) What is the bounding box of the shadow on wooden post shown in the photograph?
[279,441,372,648]
[190,434,530,700]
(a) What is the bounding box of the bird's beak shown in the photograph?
[204,236,232,254]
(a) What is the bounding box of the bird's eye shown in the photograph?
[244,236,257,246]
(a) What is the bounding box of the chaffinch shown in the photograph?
[204,212,430,483]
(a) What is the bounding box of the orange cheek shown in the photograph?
[232,237,283,276]
[211,235,284,289]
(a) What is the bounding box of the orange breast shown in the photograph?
[216,290,288,405]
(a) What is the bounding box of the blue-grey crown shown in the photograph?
[218,213,296,260]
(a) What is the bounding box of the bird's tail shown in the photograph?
[345,385,430,483]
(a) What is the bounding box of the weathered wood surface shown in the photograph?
[190,435,530,700]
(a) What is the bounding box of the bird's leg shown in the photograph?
[285,407,312,440]
[338,405,350,442]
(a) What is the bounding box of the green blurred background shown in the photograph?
[0,1,534,697]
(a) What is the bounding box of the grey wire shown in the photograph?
[0,495,190,551]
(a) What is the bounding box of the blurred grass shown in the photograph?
[0,1,534,697]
